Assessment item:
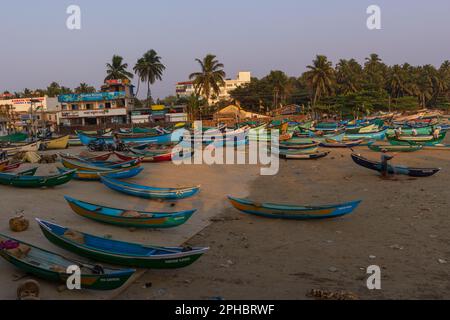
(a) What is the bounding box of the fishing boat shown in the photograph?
[387,132,446,146]
[278,147,319,155]
[2,160,23,172]
[64,196,196,228]
[345,124,381,134]
[36,219,209,269]
[279,142,320,150]
[367,142,423,152]
[0,233,135,290]
[0,169,75,187]
[228,196,361,220]
[43,135,70,150]
[128,148,193,163]
[100,176,200,200]
[77,131,177,146]
[344,129,387,141]
[351,153,440,177]
[0,133,29,143]
[280,151,330,160]
[1,141,41,156]
[319,139,363,148]
[58,166,144,181]
[60,156,141,172]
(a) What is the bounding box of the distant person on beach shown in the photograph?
[113,133,122,149]
[433,127,441,139]
[380,149,393,177]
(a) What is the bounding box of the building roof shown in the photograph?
[214,105,268,119]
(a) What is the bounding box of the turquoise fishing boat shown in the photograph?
[0,233,135,290]
[228,196,361,220]
[36,219,209,269]
[64,196,196,228]
[100,176,200,200]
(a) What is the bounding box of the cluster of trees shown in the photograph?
[2,82,96,99]
[3,52,449,117]
[231,54,450,114]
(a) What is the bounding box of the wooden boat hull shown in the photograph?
[100,176,200,200]
[0,133,28,143]
[387,132,446,146]
[351,153,440,177]
[37,219,209,269]
[2,161,23,172]
[77,131,175,146]
[344,129,387,141]
[228,196,361,220]
[2,141,41,156]
[368,143,422,152]
[320,139,363,148]
[280,151,330,160]
[64,196,196,228]
[58,167,144,181]
[44,135,70,149]
[0,169,75,187]
[279,142,319,150]
[61,156,141,172]
[0,234,134,290]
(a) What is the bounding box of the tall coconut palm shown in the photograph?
[133,50,165,104]
[335,59,363,94]
[387,64,408,98]
[189,54,226,106]
[304,55,335,106]
[364,53,387,92]
[105,55,134,82]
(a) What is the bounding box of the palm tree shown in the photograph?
[304,55,335,106]
[335,59,363,94]
[75,83,96,94]
[265,71,291,108]
[105,55,134,82]
[387,64,407,98]
[364,53,387,92]
[133,50,165,104]
[189,54,226,108]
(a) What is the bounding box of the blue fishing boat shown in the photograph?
[58,167,144,181]
[100,176,200,200]
[77,131,179,146]
[36,219,209,269]
[228,196,361,220]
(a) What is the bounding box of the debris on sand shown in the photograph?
[307,289,358,300]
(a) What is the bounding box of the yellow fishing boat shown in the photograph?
[44,135,70,150]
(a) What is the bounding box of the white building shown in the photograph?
[176,71,251,103]
[0,96,60,129]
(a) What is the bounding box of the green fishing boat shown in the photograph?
[387,132,446,146]
[367,142,423,152]
[0,132,29,143]
[0,233,135,290]
[37,219,209,269]
[0,169,75,188]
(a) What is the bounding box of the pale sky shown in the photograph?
[0,0,449,98]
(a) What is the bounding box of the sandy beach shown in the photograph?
[0,138,449,300]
